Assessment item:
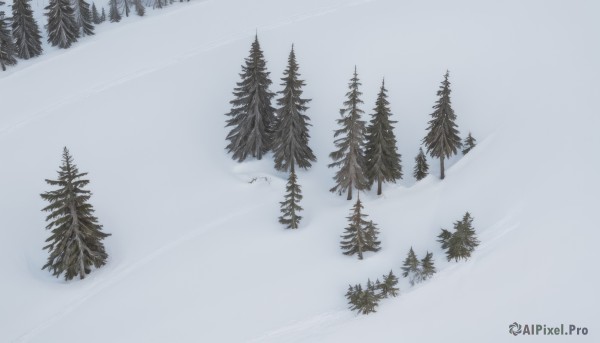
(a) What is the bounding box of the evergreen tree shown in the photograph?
[272,45,316,172]
[437,228,452,250]
[91,2,100,24]
[401,247,420,286]
[100,7,105,22]
[225,35,276,162]
[413,147,429,181]
[422,71,462,179]
[45,0,79,49]
[40,148,111,281]
[356,279,379,315]
[419,251,436,282]
[0,3,17,71]
[329,67,368,200]
[345,284,361,312]
[340,196,380,260]
[446,212,480,262]
[365,79,402,195]
[278,165,303,229]
[462,132,476,154]
[133,0,144,16]
[72,0,94,36]
[108,0,120,22]
[153,0,162,9]
[120,0,130,17]
[11,0,43,60]
[377,270,399,298]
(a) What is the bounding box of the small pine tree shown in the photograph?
[11,0,43,60]
[401,247,420,286]
[278,165,303,230]
[413,147,429,181]
[272,45,316,172]
[437,228,452,250]
[446,212,480,262]
[345,284,361,312]
[378,270,399,298]
[40,148,111,281]
[329,67,368,200]
[419,251,436,282]
[73,0,95,36]
[462,132,476,154]
[108,0,121,22]
[45,0,79,49]
[365,79,402,195]
[91,2,100,24]
[356,279,379,314]
[422,71,462,179]
[340,196,380,259]
[100,7,106,22]
[0,3,17,71]
[225,35,276,162]
[133,0,144,16]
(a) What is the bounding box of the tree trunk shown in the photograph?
[347,185,353,200]
[440,156,445,180]
[377,178,382,195]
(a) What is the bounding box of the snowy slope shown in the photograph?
[1,0,599,342]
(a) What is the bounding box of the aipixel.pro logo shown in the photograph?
[509,322,588,336]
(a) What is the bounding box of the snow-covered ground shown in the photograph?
[1,0,599,341]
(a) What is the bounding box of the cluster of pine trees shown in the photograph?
[437,212,480,262]
[346,270,399,315]
[401,248,436,286]
[0,0,190,71]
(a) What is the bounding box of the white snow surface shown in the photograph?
[1,0,599,342]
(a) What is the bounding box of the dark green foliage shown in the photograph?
[401,247,419,286]
[108,0,120,22]
[73,0,95,36]
[329,67,368,200]
[340,196,381,260]
[419,251,436,282]
[345,283,362,312]
[40,148,111,281]
[446,212,480,262]
[279,165,303,229]
[45,0,79,49]
[422,71,462,179]
[413,147,429,181]
[225,36,276,162]
[437,228,452,250]
[462,132,476,154]
[272,45,316,172]
[11,0,43,60]
[377,270,399,298]
[91,3,100,24]
[133,0,144,16]
[365,79,402,195]
[100,7,106,22]
[0,3,17,71]
[357,279,379,314]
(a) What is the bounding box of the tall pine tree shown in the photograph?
[45,0,79,49]
[365,79,402,195]
[278,165,303,230]
[133,0,144,16]
[40,148,111,281]
[462,132,476,154]
[272,45,316,172]
[340,195,381,260]
[72,0,94,36]
[422,71,461,179]
[401,247,420,286]
[225,35,276,162]
[413,147,429,181]
[120,0,130,17]
[91,2,100,24]
[108,0,120,22]
[100,7,106,22]
[11,0,43,60]
[0,3,17,71]
[329,67,368,200]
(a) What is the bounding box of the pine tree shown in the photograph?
[446,212,480,262]
[225,35,276,162]
[356,279,379,314]
[272,45,316,172]
[437,228,452,250]
[401,247,420,286]
[45,0,79,49]
[153,0,162,9]
[11,0,43,60]
[0,3,17,71]
[413,147,429,181]
[422,71,462,179]
[365,79,402,195]
[91,2,100,24]
[377,270,399,298]
[419,251,436,282]
[72,0,94,36]
[100,7,105,22]
[40,148,111,281]
[345,284,361,312]
[278,165,303,229]
[120,0,130,17]
[329,67,368,200]
[133,0,144,16]
[340,196,380,260]
[108,0,120,22]
[462,132,476,154]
